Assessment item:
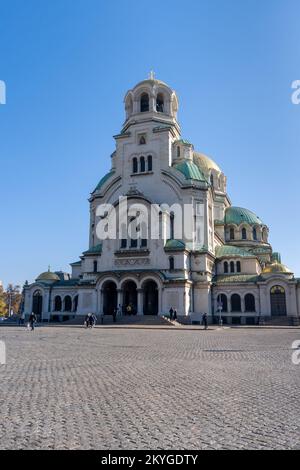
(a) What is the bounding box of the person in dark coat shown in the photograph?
[202,312,208,330]
[29,312,37,331]
[173,309,177,321]
[112,308,117,323]
[169,307,174,321]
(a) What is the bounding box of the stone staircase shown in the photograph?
[62,314,173,327]
[260,316,299,326]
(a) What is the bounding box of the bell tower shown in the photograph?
[123,73,180,134]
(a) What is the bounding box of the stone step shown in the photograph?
[61,314,172,326]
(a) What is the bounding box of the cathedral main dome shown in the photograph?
[225,207,264,226]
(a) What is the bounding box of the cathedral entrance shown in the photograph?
[143,280,158,315]
[103,281,117,315]
[122,281,137,315]
[270,286,287,316]
[32,290,43,322]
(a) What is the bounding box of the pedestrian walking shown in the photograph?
[173,309,177,321]
[28,312,37,331]
[92,313,97,327]
[202,312,208,330]
[169,307,174,321]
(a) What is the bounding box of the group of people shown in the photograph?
[169,307,209,330]
[84,313,97,328]
[169,307,178,321]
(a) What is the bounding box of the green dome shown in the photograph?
[174,161,206,182]
[165,239,186,251]
[36,271,60,282]
[93,170,115,193]
[225,207,264,226]
[215,245,252,258]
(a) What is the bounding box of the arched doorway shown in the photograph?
[231,294,241,312]
[103,281,117,315]
[143,280,159,315]
[32,290,43,322]
[270,286,287,316]
[123,280,137,315]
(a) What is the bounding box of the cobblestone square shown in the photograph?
[0,326,299,450]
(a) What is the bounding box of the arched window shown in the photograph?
[231,294,241,312]
[224,262,229,274]
[210,174,214,186]
[93,260,98,273]
[170,213,175,240]
[73,295,78,312]
[64,296,72,312]
[177,146,180,158]
[169,257,175,270]
[236,261,241,273]
[230,228,235,240]
[139,136,146,145]
[156,93,164,112]
[147,155,152,172]
[132,157,138,173]
[242,228,247,240]
[245,293,255,312]
[140,156,145,172]
[54,296,62,312]
[140,93,149,112]
[253,227,257,240]
[230,261,235,273]
[217,294,228,313]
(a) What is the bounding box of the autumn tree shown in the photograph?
[3,284,22,316]
[0,285,7,317]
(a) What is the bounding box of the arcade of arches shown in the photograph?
[101,279,159,315]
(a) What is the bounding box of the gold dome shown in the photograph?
[193,152,222,174]
[262,261,292,275]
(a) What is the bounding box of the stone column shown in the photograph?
[137,289,143,316]
[99,289,104,314]
[117,289,122,309]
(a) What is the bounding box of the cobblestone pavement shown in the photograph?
[0,326,299,450]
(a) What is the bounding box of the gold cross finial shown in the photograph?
[149,70,155,80]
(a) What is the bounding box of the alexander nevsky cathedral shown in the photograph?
[23,76,300,325]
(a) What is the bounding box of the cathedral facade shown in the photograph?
[23,77,300,325]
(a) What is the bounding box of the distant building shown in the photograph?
[23,77,300,325]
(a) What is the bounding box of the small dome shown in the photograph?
[173,161,206,182]
[225,206,264,226]
[193,152,222,174]
[36,271,60,282]
[133,78,169,89]
[262,262,292,275]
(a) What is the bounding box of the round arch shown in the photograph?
[142,280,159,315]
[32,290,43,321]
[270,285,287,316]
[102,280,118,315]
[122,280,138,315]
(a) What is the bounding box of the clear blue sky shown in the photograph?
[0,0,299,287]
